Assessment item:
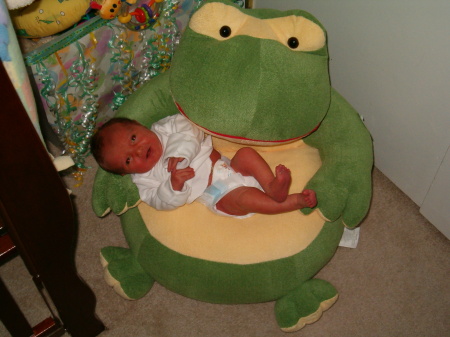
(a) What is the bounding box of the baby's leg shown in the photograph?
[230,147,291,202]
[216,187,317,216]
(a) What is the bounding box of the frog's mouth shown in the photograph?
[175,103,320,145]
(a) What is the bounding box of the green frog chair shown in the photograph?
[92,0,373,332]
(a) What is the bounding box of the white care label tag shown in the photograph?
[339,227,360,248]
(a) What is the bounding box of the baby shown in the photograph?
[91,114,317,217]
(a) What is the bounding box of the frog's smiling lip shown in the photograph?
[176,102,320,144]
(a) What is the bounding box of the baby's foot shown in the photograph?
[298,189,317,209]
[267,165,292,202]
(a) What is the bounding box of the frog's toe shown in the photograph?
[100,246,154,300]
[275,279,338,332]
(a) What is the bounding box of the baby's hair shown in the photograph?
[90,117,140,173]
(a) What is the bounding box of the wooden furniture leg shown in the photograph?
[0,63,105,336]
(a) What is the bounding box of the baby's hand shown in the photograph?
[167,157,185,172]
[171,167,195,191]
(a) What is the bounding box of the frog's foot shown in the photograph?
[275,279,338,332]
[100,246,154,300]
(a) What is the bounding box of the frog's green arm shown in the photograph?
[303,88,373,228]
[92,71,179,216]
[114,70,180,127]
[92,169,140,216]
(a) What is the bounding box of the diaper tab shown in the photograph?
[202,181,231,205]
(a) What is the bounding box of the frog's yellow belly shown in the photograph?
[139,138,324,265]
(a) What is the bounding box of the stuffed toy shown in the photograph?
[4,0,35,10]
[8,0,90,38]
[92,0,373,332]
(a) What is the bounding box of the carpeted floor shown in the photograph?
[1,153,449,337]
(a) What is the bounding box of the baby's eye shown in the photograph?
[131,135,136,142]
[126,157,131,165]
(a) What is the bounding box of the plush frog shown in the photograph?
[92,0,373,332]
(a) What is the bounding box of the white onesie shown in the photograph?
[131,114,262,216]
[131,114,213,210]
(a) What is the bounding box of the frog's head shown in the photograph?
[170,0,330,145]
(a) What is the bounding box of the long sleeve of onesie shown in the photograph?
[155,114,203,169]
[133,175,189,210]
[131,114,212,211]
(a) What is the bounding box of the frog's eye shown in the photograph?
[287,37,299,49]
[131,135,136,142]
[269,17,325,52]
[219,26,232,38]
[189,3,245,41]
[189,2,325,52]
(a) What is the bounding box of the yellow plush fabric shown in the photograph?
[139,138,325,264]
[190,2,325,53]
[10,0,90,38]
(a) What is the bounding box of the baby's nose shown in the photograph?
[136,145,145,157]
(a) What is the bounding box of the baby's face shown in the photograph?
[101,122,162,174]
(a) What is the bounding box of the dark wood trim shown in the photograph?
[32,317,64,337]
[0,233,17,263]
[0,63,105,336]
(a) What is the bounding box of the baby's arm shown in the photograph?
[132,174,191,210]
[153,114,204,169]
[137,115,202,208]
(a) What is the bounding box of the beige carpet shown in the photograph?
[1,154,449,337]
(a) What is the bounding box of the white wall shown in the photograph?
[253,0,450,210]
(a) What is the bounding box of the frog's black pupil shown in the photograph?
[288,37,299,49]
[113,4,117,8]
[219,26,232,38]
[110,8,114,12]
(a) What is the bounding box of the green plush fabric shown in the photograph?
[104,207,343,304]
[303,89,373,227]
[92,169,140,216]
[170,3,330,141]
[92,0,373,331]
[114,73,179,127]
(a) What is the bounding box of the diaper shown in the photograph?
[197,157,263,218]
